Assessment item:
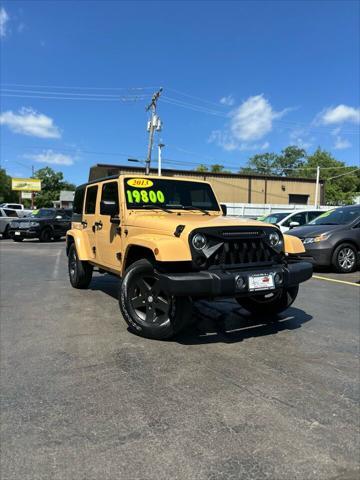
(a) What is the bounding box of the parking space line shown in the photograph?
[313,275,360,287]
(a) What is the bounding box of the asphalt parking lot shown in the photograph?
[1,239,359,480]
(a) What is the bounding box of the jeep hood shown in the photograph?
[126,212,273,235]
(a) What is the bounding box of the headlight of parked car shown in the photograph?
[303,233,331,245]
[192,233,207,250]
[30,221,40,227]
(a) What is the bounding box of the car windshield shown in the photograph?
[124,177,220,211]
[308,207,360,225]
[261,212,289,224]
[29,209,55,218]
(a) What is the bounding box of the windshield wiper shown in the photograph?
[170,205,210,215]
[140,204,174,213]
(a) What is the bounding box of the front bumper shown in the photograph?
[157,261,313,297]
[9,228,39,239]
[299,242,333,266]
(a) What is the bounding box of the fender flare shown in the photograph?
[66,229,93,261]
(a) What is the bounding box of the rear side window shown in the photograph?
[73,187,85,214]
[4,209,18,217]
[84,185,98,214]
[101,182,119,215]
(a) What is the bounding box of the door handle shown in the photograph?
[81,220,87,228]
[93,220,103,231]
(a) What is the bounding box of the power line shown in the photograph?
[1,88,149,98]
[1,93,148,102]
[1,83,157,91]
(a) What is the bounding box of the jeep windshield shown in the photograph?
[124,177,220,211]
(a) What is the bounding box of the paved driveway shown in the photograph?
[1,240,359,480]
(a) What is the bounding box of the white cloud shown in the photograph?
[0,108,61,138]
[208,130,270,152]
[334,136,351,150]
[289,128,313,150]
[316,104,360,125]
[0,7,9,37]
[209,94,288,151]
[220,95,235,107]
[25,150,74,166]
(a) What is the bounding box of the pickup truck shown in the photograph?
[0,203,32,217]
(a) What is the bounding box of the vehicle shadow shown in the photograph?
[89,275,313,344]
[89,274,120,299]
[175,300,313,345]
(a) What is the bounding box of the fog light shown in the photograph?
[274,272,283,285]
[235,276,245,290]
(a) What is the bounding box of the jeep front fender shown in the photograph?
[283,234,305,254]
[125,234,192,262]
[66,229,94,261]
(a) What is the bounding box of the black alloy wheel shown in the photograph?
[119,259,192,340]
[40,228,52,242]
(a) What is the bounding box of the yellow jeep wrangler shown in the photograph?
[66,174,312,339]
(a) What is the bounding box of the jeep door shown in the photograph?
[95,180,122,270]
[82,184,99,259]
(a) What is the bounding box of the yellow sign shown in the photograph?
[127,178,153,188]
[11,178,41,192]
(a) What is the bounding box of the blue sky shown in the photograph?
[1,0,359,185]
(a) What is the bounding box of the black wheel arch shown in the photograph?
[123,245,156,271]
[66,235,75,256]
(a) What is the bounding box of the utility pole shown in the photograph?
[314,165,320,208]
[31,165,35,209]
[158,143,165,176]
[145,87,163,175]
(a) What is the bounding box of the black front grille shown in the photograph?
[190,227,282,269]
[211,237,276,266]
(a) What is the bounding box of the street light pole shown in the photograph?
[314,165,320,208]
[158,143,165,176]
[145,88,163,175]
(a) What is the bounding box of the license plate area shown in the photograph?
[15,231,21,236]
[248,273,275,291]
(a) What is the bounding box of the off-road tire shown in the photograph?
[39,228,52,242]
[68,243,93,289]
[119,259,193,340]
[332,243,357,273]
[237,286,299,316]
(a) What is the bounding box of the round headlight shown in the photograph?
[192,233,207,250]
[269,231,281,247]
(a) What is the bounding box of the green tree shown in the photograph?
[195,164,209,172]
[303,148,359,205]
[33,167,76,208]
[239,152,279,175]
[195,164,231,173]
[0,168,19,203]
[210,164,230,173]
[274,146,307,176]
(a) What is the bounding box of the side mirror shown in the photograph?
[220,204,227,216]
[100,200,118,217]
[289,221,300,229]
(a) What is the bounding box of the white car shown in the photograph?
[260,210,325,233]
[0,208,19,239]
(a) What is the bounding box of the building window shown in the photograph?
[289,194,309,205]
